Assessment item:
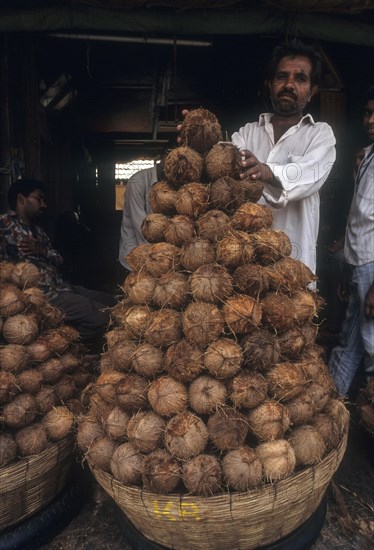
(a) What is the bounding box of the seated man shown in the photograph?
[0,178,116,342]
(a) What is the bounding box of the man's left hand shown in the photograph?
[365,283,374,318]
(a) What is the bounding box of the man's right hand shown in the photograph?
[176,109,190,145]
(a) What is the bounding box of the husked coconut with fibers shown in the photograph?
[223,294,262,334]
[312,413,340,453]
[180,237,216,272]
[87,436,116,472]
[142,449,180,494]
[164,146,203,187]
[247,401,290,442]
[175,182,209,218]
[182,454,222,496]
[229,371,268,410]
[267,257,316,292]
[164,215,196,247]
[77,415,104,452]
[103,406,130,441]
[204,338,243,379]
[207,406,248,451]
[0,432,17,467]
[152,271,190,309]
[183,302,224,348]
[222,446,263,491]
[241,329,280,371]
[0,343,30,373]
[148,376,189,417]
[127,410,165,453]
[116,305,152,340]
[111,442,144,485]
[42,405,74,441]
[145,309,183,348]
[261,292,296,332]
[2,314,39,345]
[164,339,204,383]
[286,390,315,427]
[231,203,273,233]
[131,342,164,378]
[257,439,296,482]
[267,362,307,401]
[123,271,156,305]
[1,393,37,429]
[125,243,152,272]
[189,375,227,414]
[216,230,254,269]
[288,425,326,466]
[233,263,270,298]
[165,411,209,459]
[189,264,233,304]
[179,108,222,153]
[205,142,242,181]
[143,243,181,276]
[149,181,178,215]
[116,373,149,412]
[290,291,318,324]
[12,261,40,288]
[252,229,292,264]
[15,423,48,457]
[196,210,230,242]
[0,371,18,404]
[0,284,25,317]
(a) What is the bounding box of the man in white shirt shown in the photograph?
[329,86,374,397]
[232,40,336,273]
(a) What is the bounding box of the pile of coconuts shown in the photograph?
[78,108,348,497]
[0,260,97,468]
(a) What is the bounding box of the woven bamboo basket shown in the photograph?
[89,403,348,550]
[0,434,75,531]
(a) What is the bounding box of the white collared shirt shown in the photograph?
[344,143,374,266]
[232,113,336,273]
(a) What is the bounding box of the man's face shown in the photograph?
[363,99,374,142]
[22,189,47,219]
[268,55,317,118]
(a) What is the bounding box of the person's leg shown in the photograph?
[50,290,113,340]
[328,267,365,397]
[72,286,117,308]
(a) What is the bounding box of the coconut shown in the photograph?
[182,454,222,496]
[42,406,74,441]
[110,442,144,485]
[164,339,204,383]
[58,325,80,342]
[12,262,41,288]
[0,343,30,373]
[207,406,248,451]
[142,449,180,493]
[100,341,137,373]
[179,108,222,153]
[241,329,281,371]
[164,215,196,247]
[268,257,317,292]
[0,432,17,467]
[175,182,209,218]
[308,383,330,413]
[148,376,188,417]
[35,385,57,414]
[189,375,227,414]
[0,261,15,283]
[66,398,86,419]
[89,393,113,423]
[164,146,203,187]
[189,264,233,304]
[104,328,129,349]
[288,425,326,467]
[233,264,270,298]
[248,401,290,441]
[196,210,230,242]
[223,294,262,334]
[231,179,264,208]
[325,399,349,436]
[261,292,296,332]
[152,272,190,309]
[312,413,340,453]
[44,329,69,354]
[17,369,43,394]
[141,213,169,243]
[180,238,216,272]
[286,391,315,426]
[15,423,48,457]
[222,446,263,491]
[0,371,18,404]
[291,291,317,324]
[183,302,224,348]
[302,343,326,363]
[256,440,296,482]
[205,142,242,181]
[216,230,254,269]
[37,358,65,384]
[39,303,65,328]
[277,325,312,360]
[22,287,47,308]
[1,393,37,428]
[102,406,130,441]
[127,410,166,453]
[144,243,181,277]
[252,229,292,264]
[132,342,164,378]
[0,284,25,316]
[77,415,104,452]
[229,371,268,410]
[204,338,243,379]
[165,411,208,459]
[117,305,152,340]
[149,181,178,215]
[209,176,238,212]
[125,243,152,272]
[123,271,156,305]
[145,309,183,348]
[231,203,273,233]
[54,375,76,402]
[87,436,116,472]
[3,313,39,345]
[59,352,81,373]
[116,373,149,412]
[267,363,307,401]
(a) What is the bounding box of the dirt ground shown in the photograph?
[40,404,374,550]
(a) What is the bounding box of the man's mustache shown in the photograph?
[278,91,297,100]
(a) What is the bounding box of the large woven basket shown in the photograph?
[0,434,75,531]
[89,403,349,550]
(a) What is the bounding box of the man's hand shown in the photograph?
[18,236,46,257]
[176,109,190,145]
[365,283,374,318]
[239,149,275,186]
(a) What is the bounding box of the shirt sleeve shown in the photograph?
[263,124,336,209]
